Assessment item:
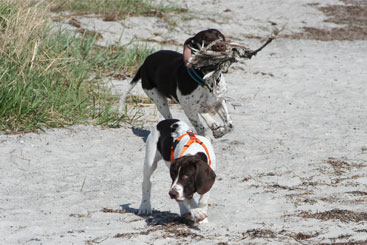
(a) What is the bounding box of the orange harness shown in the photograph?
[170,131,211,167]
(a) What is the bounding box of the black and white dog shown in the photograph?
[119,29,233,138]
[138,119,216,223]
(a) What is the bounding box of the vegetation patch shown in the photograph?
[325,157,351,175]
[114,223,203,240]
[286,231,320,240]
[242,229,277,239]
[101,208,128,214]
[47,0,187,21]
[282,0,367,40]
[298,209,367,223]
[0,1,154,133]
[323,157,366,176]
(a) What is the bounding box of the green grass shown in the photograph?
[0,1,154,133]
[48,0,186,19]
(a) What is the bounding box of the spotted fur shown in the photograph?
[119,29,233,138]
[138,119,216,223]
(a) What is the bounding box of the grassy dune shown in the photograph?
[0,1,160,133]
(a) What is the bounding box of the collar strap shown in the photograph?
[187,68,205,85]
[170,131,212,166]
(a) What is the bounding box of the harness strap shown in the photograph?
[170,131,212,166]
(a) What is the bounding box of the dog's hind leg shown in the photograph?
[138,129,161,215]
[144,88,173,119]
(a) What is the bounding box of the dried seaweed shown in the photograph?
[186,26,281,94]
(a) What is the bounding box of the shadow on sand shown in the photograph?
[119,203,198,229]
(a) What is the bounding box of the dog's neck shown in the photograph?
[187,67,222,93]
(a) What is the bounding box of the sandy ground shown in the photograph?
[1,0,367,244]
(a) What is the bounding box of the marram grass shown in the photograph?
[0,1,154,133]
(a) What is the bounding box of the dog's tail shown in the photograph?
[118,68,142,113]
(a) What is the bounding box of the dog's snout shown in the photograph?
[212,42,226,52]
[169,189,178,199]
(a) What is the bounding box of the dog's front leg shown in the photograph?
[217,100,233,131]
[177,202,190,217]
[200,113,220,130]
[198,192,210,214]
[138,132,161,215]
[139,156,159,215]
[183,110,206,136]
[183,199,208,223]
[200,113,226,138]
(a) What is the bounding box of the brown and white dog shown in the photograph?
[138,119,216,223]
[119,29,233,138]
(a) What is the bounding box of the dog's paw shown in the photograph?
[182,213,193,221]
[212,126,226,138]
[212,123,233,138]
[138,201,152,215]
[190,208,208,223]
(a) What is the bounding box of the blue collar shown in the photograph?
[187,68,205,85]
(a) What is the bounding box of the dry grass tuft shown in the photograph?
[299,209,367,223]
[0,1,155,132]
[283,1,367,40]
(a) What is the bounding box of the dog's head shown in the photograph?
[169,153,216,202]
[183,29,226,68]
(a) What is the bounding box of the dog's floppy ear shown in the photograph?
[170,158,180,181]
[194,153,216,195]
[183,38,193,68]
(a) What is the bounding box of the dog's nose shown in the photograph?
[169,189,178,199]
[213,42,226,51]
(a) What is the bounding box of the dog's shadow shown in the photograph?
[132,127,150,143]
[120,204,199,230]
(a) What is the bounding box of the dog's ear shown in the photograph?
[196,152,208,163]
[194,153,216,195]
[217,30,226,42]
[170,158,180,181]
[183,38,193,68]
